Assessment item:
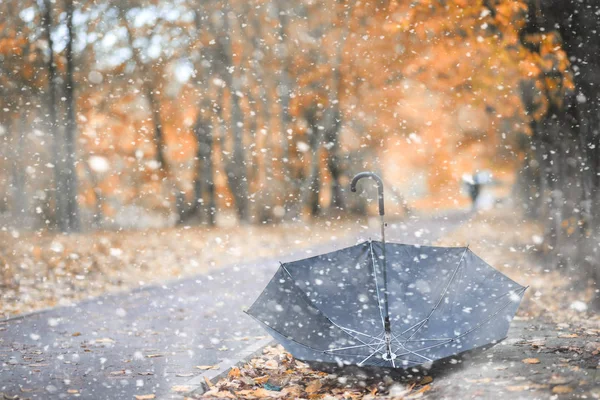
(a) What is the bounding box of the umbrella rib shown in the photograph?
[402,246,469,345]
[394,286,528,357]
[452,286,527,341]
[244,311,332,353]
[368,241,388,333]
[391,336,433,362]
[327,341,386,352]
[278,264,382,352]
[357,340,386,366]
[325,332,386,357]
[335,328,386,354]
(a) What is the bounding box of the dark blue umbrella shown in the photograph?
[247,172,527,368]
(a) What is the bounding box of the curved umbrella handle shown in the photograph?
[350,172,385,216]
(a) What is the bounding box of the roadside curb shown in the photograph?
[182,336,275,397]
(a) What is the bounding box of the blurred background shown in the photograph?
[1,0,599,313]
[0,0,562,230]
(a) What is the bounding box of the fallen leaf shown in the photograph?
[67,389,78,394]
[281,385,302,397]
[237,388,279,398]
[559,333,579,338]
[204,376,213,388]
[209,390,236,399]
[552,385,573,394]
[506,385,529,392]
[420,376,433,385]
[175,373,194,377]
[196,365,219,370]
[305,379,322,394]
[72,332,81,337]
[94,338,115,344]
[133,395,155,400]
[146,354,163,358]
[228,367,241,379]
[264,360,278,370]
[254,375,269,384]
[109,370,126,376]
[465,377,491,384]
[522,358,540,364]
[171,385,191,393]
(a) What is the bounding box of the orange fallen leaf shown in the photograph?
[254,375,269,384]
[420,376,433,385]
[559,333,579,338]
[552,385,573,394]
[133,395,155,400]
[413,384,432,395]
[305,379,322,394]
[522,358,540,364]
[228,367,241,379]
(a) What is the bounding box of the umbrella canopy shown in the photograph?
[247,172,527,368]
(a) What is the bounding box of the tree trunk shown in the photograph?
[146,85,167,168]
[298,106,324,217]
[43,0,66,231]
[179,112,216,226]
[323,2,354,212]
[10,115,27,227]
[219,7,249,223]
[63,0,80,232]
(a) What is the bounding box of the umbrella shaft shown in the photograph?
[380,215,390,331]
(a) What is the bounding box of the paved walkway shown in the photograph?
[424,318,600,399]
[0,212,471,399]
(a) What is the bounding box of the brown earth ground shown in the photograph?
[194,206,600,400]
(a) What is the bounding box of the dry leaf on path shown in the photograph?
[420,376,433,385]
[552,385,573,394]
[196,365,219,370]
[171,385,191,393]
[134,395,155,400]
[228,367,241,379]
[254,375,269,384]
[506,385,529,392]
[305,379,322,394]
[522,358,540,364]
[558,333,579,338]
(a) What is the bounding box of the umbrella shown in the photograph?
[247,172,527,368]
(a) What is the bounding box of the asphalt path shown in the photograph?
[0,211,470,399]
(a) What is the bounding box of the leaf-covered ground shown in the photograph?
[0,218,357,318]
[191,207,600,399]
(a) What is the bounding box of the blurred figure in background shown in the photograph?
[462,170,493,210]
